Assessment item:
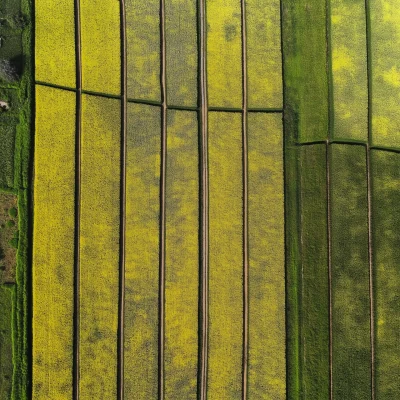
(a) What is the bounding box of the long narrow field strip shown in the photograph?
[246,0,282,109]
[124,103,161,399]
[79,95,120,399]
[0,120,16,188]
[165,110,199,399]
[0,285,14,399]
[35,0,75,87]
[298,144,330,398]
[370,0,400,147]
[330,144,371,399]
[371,150,400,400]
[282,0,329,142]
[165,0,198,107]
[33,86,76,399]
[207,112,243,399]
[330,0,368,141]
[80,0,120,95]
[247,113,285,398]
[207,0,242,108]
[126,0,161,102]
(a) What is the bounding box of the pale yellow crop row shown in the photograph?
[33,85,76,399]
[79,95,120,399]
[35,0,75,87]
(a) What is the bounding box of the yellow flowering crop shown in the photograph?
[248,113,285,398]
[331,0,368,141]
[247,0,283,108]
[207,0,242,108]
[165,110,199,398]
[79,95,120,399]
[124,103,161,398]
[33,86,76,399]
[80,0,121,95]
[208,112,243,399]
[35,0,76,87]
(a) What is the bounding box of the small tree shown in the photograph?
[0,59,18,82]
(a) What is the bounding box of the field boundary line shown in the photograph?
[159,0,167,398]
[240,0,249,398]
[117,0,127,399]
[198,0,209,397]
[73,0,83,397]
[365,0,375,396]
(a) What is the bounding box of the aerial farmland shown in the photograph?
[0,0,399,399]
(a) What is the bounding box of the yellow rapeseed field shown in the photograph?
[165,0,198,106]
[371,0,400,147]
[35,0,75,87]
[246,0,283,108]
[126,1,161,101]
[79,95,120,399]
[331,0,368,141]
[33,86,76,399]
[207,0,242,108]
[208,112,243,399]
[124,103,161,398]
[80,0,121,95]
[165,110,199,398]
[248,113,285,398]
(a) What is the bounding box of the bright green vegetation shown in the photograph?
[282,0,329,142]
[32,86,75,399]
[246,0,282,108]
[248,113,285,397]
[126,0,161,101]
[330,0,368,141]
[370,0,400,147]
[371,150,400,399]
[80,95,120,399]
[208,112,243,399]
[207,0,242,108]
[165,110,199,399]
[298,144,330,399]
[165,0,198,107]
[80,0,120,95]
[124,103,160,399]
[35,0,76,87]
[330,144,371,399]
[0,285,13,400]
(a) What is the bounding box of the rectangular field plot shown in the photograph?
[124,103,161,399]
[80,95,120,399]
[0,120,16,188]
[371,0,400,147]
[207,0,242,108]
[282,0,329,142]
[126,0,161,102]
[248,113,285,398]
[165,110,199,399]
[208,112,243,399]
[165,0,198,107]
[80,0,120,95]
[330,0,368,141]
[298,144,329,398]
[371,150,400,399]
[35,0,75,87]
[33,86,76,399]
[330,144,371,399]
[246,0,282,108]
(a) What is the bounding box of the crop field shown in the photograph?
[0,0,389,398]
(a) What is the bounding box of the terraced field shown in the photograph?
[24,0,400,399]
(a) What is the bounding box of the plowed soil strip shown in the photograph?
[118,1,127,399]
[159,0,167,398]
[73,0,82,397]
[199,0,209,398]
[241,0,249,398]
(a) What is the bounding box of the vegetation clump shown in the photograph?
[0,59,18,82]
